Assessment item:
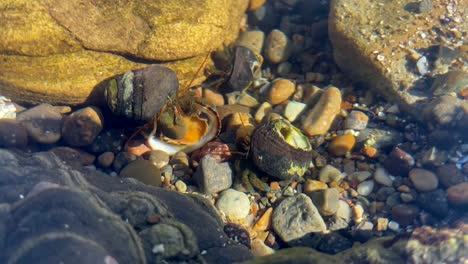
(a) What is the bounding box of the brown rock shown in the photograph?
[61,107,104,147]
[391,204,420,227]
[17,104,63,144]
[383,147,414,177]
[0,0,248,105]
[304,180,328,194]
[302,87,342,136]
[203,89,225,107]
[436,164,464,188]
[264,29,292,64]
[97,152,115,168]
[119,159,162,187]
[447,182,468,208]
[408,168,439,192]
[267,79,295,105]
[328,133,356,156]
[50,146,96,166]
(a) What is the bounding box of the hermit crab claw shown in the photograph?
[147,101,221,155]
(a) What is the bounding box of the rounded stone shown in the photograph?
[391,204,420,227]
[374,167,393,187]
[302,87,342,136]
[97,152,115,168]
[357,180,374,196]
[319,165,342,183]
[436,164,464,188]
[344,111,369,130]
[447,182,468,207]
[145,150,170,169]
[61,107,104,147]
[383,147,415,177]
[216,189,251,222]
[408,168,438,192]
[119,159,162,187]
[264,29,292,64]
[17,104,63,144]
[236,30,265,54]
[328,133,356,156]
[267,78,295,105]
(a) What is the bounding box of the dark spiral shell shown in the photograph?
[250,119,313,180]
[104,65,179,122]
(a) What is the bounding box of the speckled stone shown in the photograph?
[194,155,232,194]
[17,103,63,144]
[61,107,104,147]
[309,188,340,216]
[267,78,295,105]
[409,168,438,192]
[272,194,326,242]
[216,189,251,222]
[264,29,292,64]
[302,87,342,136]
[145,150,170,169]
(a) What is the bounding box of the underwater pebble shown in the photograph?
[447,182,468,207]
[335,200,352,222]
[277,62,292,77]
[216,189,250,222]
[383,147,414,176]
[283,101,306,122]
[408,168,438,192]
[344,111,368,130]
[304,179,328,194]
[264,29,292,64]
[194,155,232,194]
[175,180,187,193]
[374,167,393,187]
[254,102,272,123]
[50,146,95,166]
[97,152,115,168]
[203,89,224,106]
[0,96,16,119]
[376,217,389,232]
[17,103,63,144]
[267,78,295,105]
[272,194,326,242]
[309,188,340,216]
[0,119,28,148]
[387,221,400,231]
[236,30,265,54]
[112,151,136,172]
[436,164,464,188]
[328,133,356,156]
[357,180,374,196]
[302,87,342,136]
[319,165,342,183]
[391,204,420,227]
[88,129,126,154]
[61,107,103,147]
[237,92,259,108]
[145,150,170,169]
[352,204,364,223]
[417,189,448,217]
[253,207,273,232]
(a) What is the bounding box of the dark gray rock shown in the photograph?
[0,148,252,263]
[195,155,233,194]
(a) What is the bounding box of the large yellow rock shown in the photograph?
[0,0,248,105]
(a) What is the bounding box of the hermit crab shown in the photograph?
[103,60,220,155]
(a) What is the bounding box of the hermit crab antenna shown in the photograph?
[183,49,212,93]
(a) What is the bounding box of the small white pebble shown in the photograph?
[388,220,400,231]
[19,194,24,199]
[357,180,374,196]
[201,250,207,255]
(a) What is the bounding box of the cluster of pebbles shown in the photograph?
[1,0,467,259]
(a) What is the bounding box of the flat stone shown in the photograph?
[355,128,403,151]
[436,164,464,188]
[0,119,28,148]
[194,155,232,194]
[284,101,307,122]
[61,107,103,147]
[216,189,250,222]
[50,146,95,166]
[272,194,326,243]
[264,29,292,64]
[17,104,62,144]
[302,86,342,136]
[447,182,468,208]
[303,180,328,194]
[391,204,420,227]
[409,168,439,192]
[254,102,272,123]
[309,188,340,216]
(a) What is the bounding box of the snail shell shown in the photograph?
[104,65,179,122]
[250,119,312,180]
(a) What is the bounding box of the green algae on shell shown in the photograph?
[250,119,313,180]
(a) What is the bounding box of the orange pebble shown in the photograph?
[459,88,468,99]
[328,181,340,188]
[270,182,281,192]
[253,207,273,232]
[289,181,298,189]
[328,133,355,156]
[250,202,259,217]
[125,140,151,156]
[340,181,350,190]
[341,101,353,111]
[362,146,378,158]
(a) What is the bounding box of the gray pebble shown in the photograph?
[17,104,63,144]
[194,155,232,194]
[0,119,28,148]
[309,188,340,216]
[216,189,250,221]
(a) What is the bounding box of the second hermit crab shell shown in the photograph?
[104,65,179,122]
[250,119,313,180]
